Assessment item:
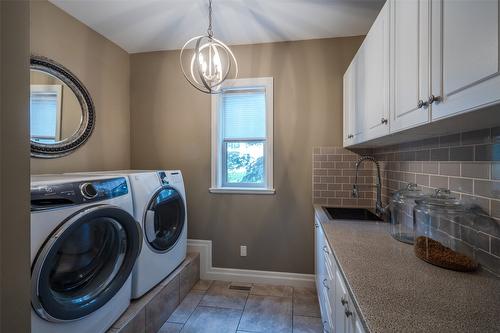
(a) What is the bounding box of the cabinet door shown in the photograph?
[343,61,357,147]
[315,221,332,332]
[431,0,500,120]
[354,316,365,333]
[362,0,390,140]
[334,270,349,333]
[390,0,430,133]
[314,220,324,289]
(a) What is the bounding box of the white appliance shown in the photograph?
[65,170,188,299]
[31,175,142,333]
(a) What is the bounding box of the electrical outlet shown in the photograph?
[240,245,247,257]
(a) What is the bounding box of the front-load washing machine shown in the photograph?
[31,175,142,333]
[65,170,188,299]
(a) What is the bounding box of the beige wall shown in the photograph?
[131,37,363,273]
[1,1,31,331]
[30,0,131,174]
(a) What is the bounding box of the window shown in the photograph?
[30,85,62,143]
[210,77,274,194]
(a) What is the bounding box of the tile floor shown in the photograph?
[158,280,322,333]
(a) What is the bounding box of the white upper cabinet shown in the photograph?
[343,0,500,147]
[390,0,430,133]
[430,0,500,120]
[343,1,390,147]
[343,61,357,147]
[362,0,390,140]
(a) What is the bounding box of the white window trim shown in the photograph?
[210,77,274,194]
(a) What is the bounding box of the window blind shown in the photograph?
[222,89,266,139]
[30,92,58,138]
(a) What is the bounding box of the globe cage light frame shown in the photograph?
[179,0,238,94]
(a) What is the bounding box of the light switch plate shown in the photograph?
[240,245,247,257]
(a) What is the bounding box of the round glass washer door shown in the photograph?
[144,186,186,253]
[31,205,141,322]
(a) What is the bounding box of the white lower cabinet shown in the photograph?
[315,218,365,333]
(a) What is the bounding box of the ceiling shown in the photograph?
[49,0,385,54]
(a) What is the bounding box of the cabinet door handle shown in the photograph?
[323,321,330,333]
[345,309,353,318]
[381,118,388,124]
[341,295,348,306]
[428,94,441,105]
[322,245,329,254]
[315,223,319,228]
[347,134,353,139]
[322,278,330,290]
[417,99,428,109]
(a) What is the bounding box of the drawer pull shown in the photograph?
[322,278,330,290]
[345,309,353,318]
[322,245,329,254]
[341,295,348,306]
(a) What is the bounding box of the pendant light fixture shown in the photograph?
[180,0,238,94]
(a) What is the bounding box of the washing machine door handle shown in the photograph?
[145,209,157,242]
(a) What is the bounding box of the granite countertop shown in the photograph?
[314,205,500,333]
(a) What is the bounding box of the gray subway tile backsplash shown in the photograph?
[431,148,449,161]
[422,161,439,174]
[449,177,473,195]
[461,128,491,145]
[419,137,440,149]
[492,163,500,180]
[474,180,500,200]
[492,127,500,143]
[462,162,490,179]
[430,175,449,189]
[475,144,500,161]
[415,149,430,161]
[439,133,461,147]
[450,146,474,161]
[313,126,500,275]
[491,237,500,257]
[439,162,461,177]
[492,200,500,219]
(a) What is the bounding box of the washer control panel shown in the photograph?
[31,177,128,211]
[80,182,99,199]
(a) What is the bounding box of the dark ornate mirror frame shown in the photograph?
[30,55,96,158]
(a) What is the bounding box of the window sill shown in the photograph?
[209,187,276,195]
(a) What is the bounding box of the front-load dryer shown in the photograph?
[31,175,142,333]
[65,170,188,299]
[129,170,187,298]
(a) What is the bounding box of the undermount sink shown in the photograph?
[323,207,384,222]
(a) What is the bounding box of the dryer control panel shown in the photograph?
[31,177,128,211]
[158,170,182,185]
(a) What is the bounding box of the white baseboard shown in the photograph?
[187,239,315,288]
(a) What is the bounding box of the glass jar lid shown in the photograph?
[414,188,465,212]
[392,183,427,202]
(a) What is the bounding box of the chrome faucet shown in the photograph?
[352,156,386,216]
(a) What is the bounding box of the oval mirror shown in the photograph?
[30,56,95,158]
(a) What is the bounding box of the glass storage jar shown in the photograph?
[389,183,427,244]
[413,189,485,272]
